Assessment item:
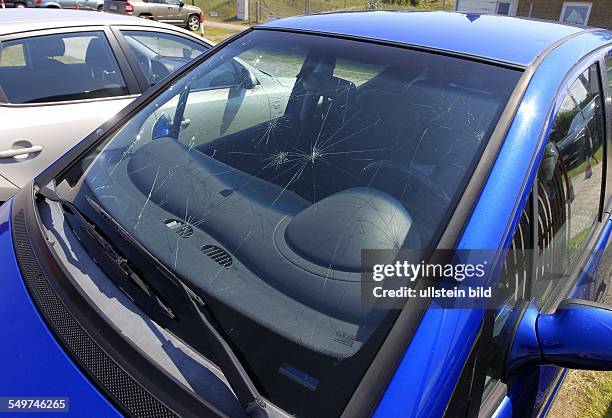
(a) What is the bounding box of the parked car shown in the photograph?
[28,0,105,11]
[1,11,611,418]
[104,0,204,31]
[1,0,27,8]
[0,9,215,201]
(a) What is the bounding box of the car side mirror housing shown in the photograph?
[505,299,612,377]
[178,0,184,6]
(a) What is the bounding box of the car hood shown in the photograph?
[0,200,120,416]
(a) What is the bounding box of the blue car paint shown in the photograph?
[505,301,540,377]
[373,29,612,418]
[538,302,612,369]
[491,395,512,418]
[0,201,121,418]
[0,12,609,418]
[261,11,583,67]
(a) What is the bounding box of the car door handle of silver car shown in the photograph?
[181,119,191,129]
[0,145,44,158]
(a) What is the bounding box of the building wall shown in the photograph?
[455,0,519,15]
[516,0,612,29]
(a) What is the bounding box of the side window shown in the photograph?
[534,63,605,304]
[121,31,207,86]
[0,31,128,104]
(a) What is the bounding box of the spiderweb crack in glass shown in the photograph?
[59,30,522,418]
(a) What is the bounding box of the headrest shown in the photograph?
[31,36,65,60]
[85,37,108,68]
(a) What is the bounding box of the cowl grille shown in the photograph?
[12,209,177,418]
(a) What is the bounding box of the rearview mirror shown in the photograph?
[505,299,612,376]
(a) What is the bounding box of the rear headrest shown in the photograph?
[30,36,65,62]
[85,37,108,68]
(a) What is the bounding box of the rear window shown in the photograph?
[0,32,128,104]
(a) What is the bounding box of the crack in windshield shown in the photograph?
[61,30,522,418]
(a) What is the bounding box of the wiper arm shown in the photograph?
[37,186,268,418]
[37,186,175,319]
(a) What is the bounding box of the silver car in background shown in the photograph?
[0,9,212,201]
[27,0,105,12]
[104,0,204,31]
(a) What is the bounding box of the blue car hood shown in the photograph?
[0,200,119,417]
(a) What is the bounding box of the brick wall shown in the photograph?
[516,0,612,29]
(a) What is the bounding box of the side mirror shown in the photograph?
[182,47,191,59]
[152,114,172,140]
[178,0,184,6]
[505,299,612,376]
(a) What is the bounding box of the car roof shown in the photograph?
[260,11,596,67]
[0,9,194,36]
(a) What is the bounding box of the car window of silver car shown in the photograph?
[0,31,129,104]
[121,30,207,86]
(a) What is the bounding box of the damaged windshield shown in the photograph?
[58,30,521,417]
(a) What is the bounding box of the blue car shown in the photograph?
[0,11,611,418]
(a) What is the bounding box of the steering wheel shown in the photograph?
[360,160,452,204]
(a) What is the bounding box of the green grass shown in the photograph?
[0,44,26,67]
[550,371,612,418]
[203,26,243,43]
[196,0,454,24]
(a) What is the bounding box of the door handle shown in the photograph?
[0,145,43,158]
[181,118,191,129]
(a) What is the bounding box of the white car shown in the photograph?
[0,10,294,202]
[0,9,213,201]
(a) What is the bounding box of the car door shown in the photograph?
[445,56,611,418]
[59,0,77,8]
[162,0,184,24]
[146,0,169,22]
[0,28,140,200]
[152,0,177,23]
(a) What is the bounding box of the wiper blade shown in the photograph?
[37,186,268,418]
[37,186,175,319]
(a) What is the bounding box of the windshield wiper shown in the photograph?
[36,186,268,418]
